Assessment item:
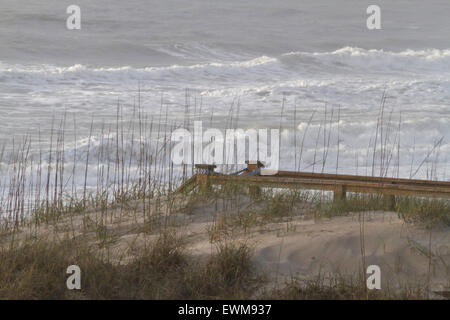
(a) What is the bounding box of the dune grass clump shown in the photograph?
[259,190,310,222]
[313,194,393,218]
[180,242,262,299]
[0,233,262,300]
[307,192,450,226]
[397,197,450,227]
[264,274,428,300]
[0,239,104,299]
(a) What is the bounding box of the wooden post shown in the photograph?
[197,173,208,192]
[245,160,264,173]
[195,164,216,193]
[249,184,262,198]
[246,161,263,197]
[333,185,347,202]
[384,194,396,211]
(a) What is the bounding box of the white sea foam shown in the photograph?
[3,47,450,82]
[0,47,449,187]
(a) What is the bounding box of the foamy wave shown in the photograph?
[0,56,278,86]
[2,47,450,87]
[281,47,450,73]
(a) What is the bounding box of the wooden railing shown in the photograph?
[175,162,450,201]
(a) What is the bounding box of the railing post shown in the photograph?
[246,161,263,197]
[333,185,347,202]
[195,164,216,193]
[197,174,208,192]
[384,194,396,211]
[245,160,264,173]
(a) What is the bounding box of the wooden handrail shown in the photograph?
[175,164,450,200]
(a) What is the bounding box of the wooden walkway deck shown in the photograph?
[176,162,450,201]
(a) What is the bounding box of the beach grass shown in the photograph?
[0,93,448,300]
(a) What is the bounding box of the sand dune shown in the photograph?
[184,209,449,293]
[3,196,448,295]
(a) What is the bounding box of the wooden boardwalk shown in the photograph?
[176,162,450,200]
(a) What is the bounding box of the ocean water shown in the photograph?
[0,0,450,190]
